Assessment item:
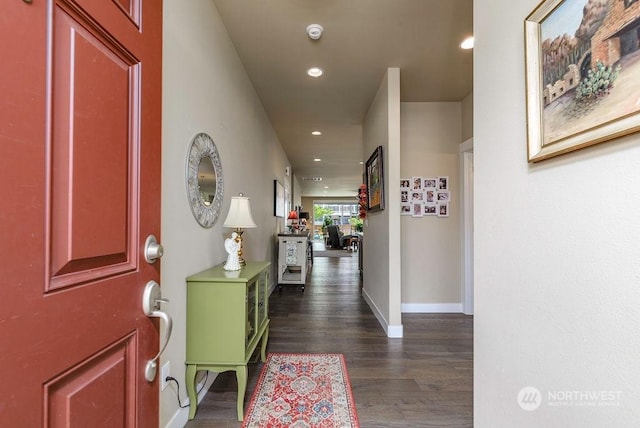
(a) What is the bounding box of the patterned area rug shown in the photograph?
[242,353,359,427]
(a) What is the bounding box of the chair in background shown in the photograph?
[326,225,342,248]
[326,225,356,250]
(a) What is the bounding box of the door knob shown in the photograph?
[144,235,164,263]
[142,280,173,382]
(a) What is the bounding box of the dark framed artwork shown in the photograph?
[274,180,285,217]
[525,0,640,162]
[365,145,385,211]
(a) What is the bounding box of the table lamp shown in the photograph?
[287,210,298,232]
[223,193,257,266]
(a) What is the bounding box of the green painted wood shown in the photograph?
[185,261,271,421]
[186,261,271,283]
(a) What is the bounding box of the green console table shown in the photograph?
[185,261,271,421]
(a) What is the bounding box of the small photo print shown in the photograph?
[438,176,449,190]
[412,202,423,217]
[400,179,410,189]
[437,203,449,217]
[424,203,437,216]
[411,191,424,202]
[401,204,411,215]
[436,191,450,202]
[401,190,409,203]
[423,177,437,189]
[411,176,423,191]
[425,190,436,203]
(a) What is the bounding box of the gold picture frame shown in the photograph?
[525,0,640,162]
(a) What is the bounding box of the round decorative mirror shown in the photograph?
[186,133,224,228]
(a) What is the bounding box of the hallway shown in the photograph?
[184,252,473,427]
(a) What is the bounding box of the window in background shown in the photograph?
[313,202,359,240]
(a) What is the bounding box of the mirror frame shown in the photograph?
[186,132,224,228]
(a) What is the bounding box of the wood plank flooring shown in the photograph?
[184,247,473,427]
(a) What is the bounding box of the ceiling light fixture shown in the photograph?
[313,158,322,162]
[311,131,322,136]
[307,67,324,78]
[460,36,474,50]
[306,24,324,40]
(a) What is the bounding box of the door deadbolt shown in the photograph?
[144,235,164,263]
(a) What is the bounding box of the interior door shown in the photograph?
[0,0,162,426]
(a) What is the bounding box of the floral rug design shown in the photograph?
[242,353,359,427]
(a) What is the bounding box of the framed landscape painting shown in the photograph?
[365,145,385,211]
[525,0,640,162]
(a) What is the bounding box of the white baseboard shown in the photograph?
[164,374,216,428]
[401,303,463,313]
[362,288,403,338]
[387,324,403,338]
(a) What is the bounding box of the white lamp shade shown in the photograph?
[223,195,257,228]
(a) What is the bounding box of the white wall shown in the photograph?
[461,92,473,141]
[475,0,640,426]
[400,103,462,311]
[362,68,403,337]
[292,174,302,209]
[161,1,290,425]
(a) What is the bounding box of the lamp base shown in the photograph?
[235,228,246,266]
[223,261,241,271]
[223,231,242,271]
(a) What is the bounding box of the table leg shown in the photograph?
[235,365,248,421]
[260,326,269,362]
[186,364,198,420]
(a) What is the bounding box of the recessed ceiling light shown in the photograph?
[359,161,363,165]
[313,158,322,162]
[460,36,474,50]
[324,186,329,189]
[307,67,324,78]
[311,130,322,136]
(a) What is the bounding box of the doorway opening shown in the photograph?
[312,202,362,243]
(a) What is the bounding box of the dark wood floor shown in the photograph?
[184,248,473,427]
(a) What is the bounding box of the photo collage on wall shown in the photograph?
[400,176,450,218]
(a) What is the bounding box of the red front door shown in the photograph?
[0,0,162,426]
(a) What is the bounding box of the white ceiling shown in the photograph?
[213,0,473,197]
